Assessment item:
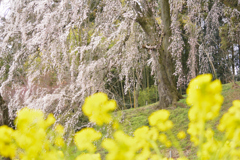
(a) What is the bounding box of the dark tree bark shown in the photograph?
[0,95,12,127]
[134,79,140,108]
[133,0,182,108]
[239,44,240,70]
[0,95,12,160]
[232,45,235,77]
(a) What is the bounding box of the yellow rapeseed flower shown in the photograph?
[15,107,47,131]
[75,153,101,160]
[133,126,158,159]
[102,130,138,160]
[0,126,16,159]
[54,136,65,147]
[149,154,160,160]
[177,158,189,160]
[148,110,173,131]
[186,74,223,146]
[112,121,119,130]
[158,133,171,147]
[55,124,65,135]
[186,74,223,121]
[218,100,240,139]
[177,131,186,139]
[74,128,102,153]
[45,113,56,128]
[82,92,117,125]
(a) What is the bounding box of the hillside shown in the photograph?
[106,81,240,159]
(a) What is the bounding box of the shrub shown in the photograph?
[138,85,158,107]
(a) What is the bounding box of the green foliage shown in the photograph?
[138,85,159,107]
[219,24,230,50]
[120,0,126,7]
[87,29,94,45]
[107,40,117,50]
[220,0,240,11]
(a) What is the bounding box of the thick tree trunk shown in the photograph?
[159,0,182,107]
[156,49,181,108]
[0,95,7,126]
[133,0,182,108]
[0,96,12,160]
[0,95,12,127]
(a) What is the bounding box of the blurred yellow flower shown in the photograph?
[55,124,65,135]
[15,107,45,132]
[74,128,101,152]
[148,110,173,131]
[134,126,158,154]
[0,126,16,159]
[45,113,56,128]
[186,74,223,121]
[102,130,138,160]
[177,131,186,139]
[186,74,223,146]
[218,100,240,140]
[112,121,119,130]
[82,92,117,125]
[54,136,65,147]
[75,153,101,160]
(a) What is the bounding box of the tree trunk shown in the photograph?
[0,95,9,126]
[0,95,12,160]
[0,95,14,128]
[239,44,240,73]
[232,45,235,79]
[133,69,141,108]
[133,0,182,108]
[134,81,140,108]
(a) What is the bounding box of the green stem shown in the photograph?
[198,120,206,160]
[167,130,184,158]
[148,139,163,159]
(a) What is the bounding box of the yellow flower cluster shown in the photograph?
[102,130,138,160]
[148,110,173,131]
[186,74,223,145]
[218,100,240,139]
[74,128,102,160]
[217,100,240,159]
[186,74,240,159]
[134,126,158,150]
[0,126,16,159]
[74,128,101,153]
[177,131,186,140]
[0,107,65,160]
[82,92,117,126]
[75,153,101,160]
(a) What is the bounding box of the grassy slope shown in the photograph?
[110,81,240,159]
